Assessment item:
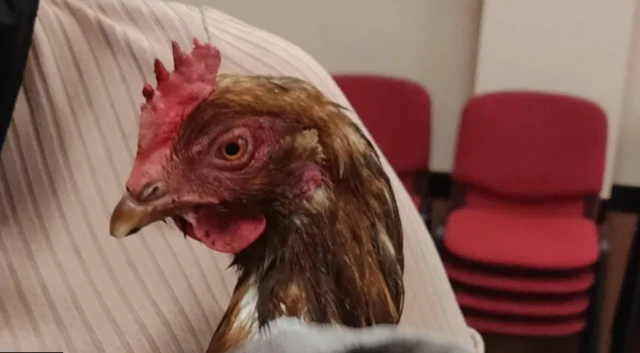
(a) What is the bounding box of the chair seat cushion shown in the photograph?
[444,209,599,270]
[463,312,586,336]
[454,289,589,317]
[444,259,595,294]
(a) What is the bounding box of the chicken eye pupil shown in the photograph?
[224,142,241,156]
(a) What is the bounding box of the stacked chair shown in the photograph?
[333,74,431,220]
[434,91,608,353]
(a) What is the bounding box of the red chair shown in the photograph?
[333,74,431,219]
[433,91,608,353]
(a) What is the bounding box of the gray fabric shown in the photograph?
[231,318,475,353]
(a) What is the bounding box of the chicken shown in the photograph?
[109,39,404,353]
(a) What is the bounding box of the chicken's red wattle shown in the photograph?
[180,208,266,254]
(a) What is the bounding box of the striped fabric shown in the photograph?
[0,0,483,352]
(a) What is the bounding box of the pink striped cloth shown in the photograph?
[0,0,483,352]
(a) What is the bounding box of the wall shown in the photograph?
[615,3,640,188]
[178,0,482,173]
[474,0,637,198]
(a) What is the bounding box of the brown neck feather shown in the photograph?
[207,129,404,353]
[205,77,404,353]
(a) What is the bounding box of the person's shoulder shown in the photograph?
[43,0,345,105]
[200,6,316,72]
[199,6,346,104]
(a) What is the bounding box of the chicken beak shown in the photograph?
[109,193,166,239]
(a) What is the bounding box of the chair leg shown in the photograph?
[414,171,432,230]
[431,224,445,254]
[419,197,433,231]
[580,238,609,353]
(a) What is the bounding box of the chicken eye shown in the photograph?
[219,139,247,161]
[225,143,240,156]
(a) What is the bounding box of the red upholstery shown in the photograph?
[453,91,607,200]
[446,91,606,271]
[464,314,586,336]
[455,290,589,317]
[334,75,430,204]
[445,260,595,294]
[444,209,599,270]
[444,92,607,338]
[333,74,430,175]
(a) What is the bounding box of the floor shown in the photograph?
[430,200,639,353]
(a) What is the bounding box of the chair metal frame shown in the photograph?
[414,171,432,228]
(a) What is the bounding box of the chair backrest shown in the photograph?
[333,74,431,176]
[452,91,607,216]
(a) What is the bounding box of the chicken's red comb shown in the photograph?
[136,38,221,156]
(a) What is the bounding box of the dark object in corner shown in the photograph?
[428,171,451,199]
[609,217,640,353]
[609,184,640,214]
[0,0,39,150]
